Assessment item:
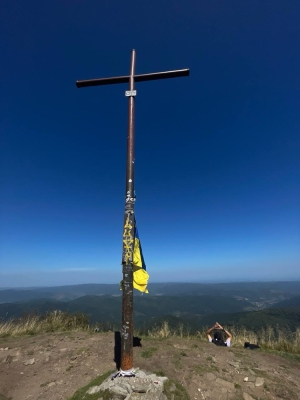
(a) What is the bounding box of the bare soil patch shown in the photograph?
[1,332,300,399]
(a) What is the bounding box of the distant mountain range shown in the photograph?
[0,284,121,303]
[1,281,300,304]
[0,294,251,324]
[1,281,300,334]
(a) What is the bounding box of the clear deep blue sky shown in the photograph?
[1,0,299,287]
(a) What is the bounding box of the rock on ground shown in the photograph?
[87,370,168,400]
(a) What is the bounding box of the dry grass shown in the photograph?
[0,310,90,337]
[230,325,300,354]
[1,311,300,355]
[137,321,300,354]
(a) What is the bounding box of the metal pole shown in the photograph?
[120,49,136,371]
[75,52,189,372]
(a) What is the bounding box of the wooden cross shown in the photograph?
[76,49,189,373]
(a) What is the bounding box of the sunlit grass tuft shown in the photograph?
[0,310,90,337]
[137,321,300,354]
[1,311,300,355]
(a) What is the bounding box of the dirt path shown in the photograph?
[1,332,300,399]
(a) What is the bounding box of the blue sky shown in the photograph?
[1,0,299,287]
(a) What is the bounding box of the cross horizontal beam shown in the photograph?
[76,68,189,88]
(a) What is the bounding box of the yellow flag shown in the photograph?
[120,219,149,293]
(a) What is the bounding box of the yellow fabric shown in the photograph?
[133,237,149,293]
[133,266,149,293]
[120,236,149,293]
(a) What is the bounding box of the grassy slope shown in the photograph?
[0,295,251,324]
[199,307,300,332]
[271,295,300,308]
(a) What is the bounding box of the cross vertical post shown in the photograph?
[121,49,136,371]
[76,50,189,373]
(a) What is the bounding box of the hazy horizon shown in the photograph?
[1,274,300,289]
